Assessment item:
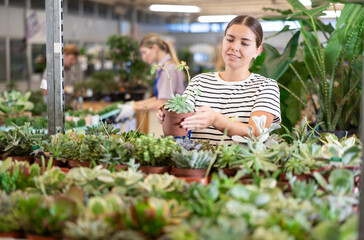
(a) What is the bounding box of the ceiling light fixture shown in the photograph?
[198,15,237,23]
[149,4,201,13]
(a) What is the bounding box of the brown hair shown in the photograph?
[224,15,263,48]
[139,33,179,65]
[64,44,79,56]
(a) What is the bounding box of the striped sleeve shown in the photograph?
[252,79,281,124]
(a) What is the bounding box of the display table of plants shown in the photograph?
[0,89,127,132]
[0,121,361,239]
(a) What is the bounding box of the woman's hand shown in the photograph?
[156,105,164,124]
[181,106,218,130]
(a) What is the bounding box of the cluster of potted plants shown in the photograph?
[0,156,359,239]
[0,121,361,186]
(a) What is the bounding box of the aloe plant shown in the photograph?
[0,122,43,157]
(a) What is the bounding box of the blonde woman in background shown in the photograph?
[132,33,185,111]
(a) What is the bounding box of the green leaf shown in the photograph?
[229,185,251,200]
[328,168,354,193]
[253,193,270,207]
[262,31,300,80]
[311,221,340,240]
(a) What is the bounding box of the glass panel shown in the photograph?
[98,3,108,19]
[68,0,79,15]
[0,38,6,82]
[10,39,28,81]
[9,0,26,7]
[31,44,46,74]
[31,0,45,9]
[83,0,94,17]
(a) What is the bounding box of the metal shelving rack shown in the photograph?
[45,0,65,135]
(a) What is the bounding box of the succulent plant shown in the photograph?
[64,215,114,240]
[152,61,195,114]
[0,190,22,232]
[214,144,245,169]
[0,90,34,120]
[132,135,180,167]
[86,121,120,136]
[172,148,214,169]
[175,138,202,151]
[0,158,41,193]
[17,194,79,237]
[1,122,43,157]
[99,136,132,165]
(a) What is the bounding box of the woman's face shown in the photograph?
[222,24,262,70]
[140,45,158,65]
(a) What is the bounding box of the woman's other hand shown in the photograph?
[181,106,217,130]
[156,105,164,124]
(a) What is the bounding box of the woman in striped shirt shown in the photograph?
[158,15,281,145]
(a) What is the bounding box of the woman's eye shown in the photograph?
[226,39,233,42]
[241,42,249,46]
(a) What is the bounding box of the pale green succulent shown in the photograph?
[64,215,114,240]
[138,173,186,193]
[172,148,214,169]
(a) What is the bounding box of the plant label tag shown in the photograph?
[330,157,342,167]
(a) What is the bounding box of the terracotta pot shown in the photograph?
[26,234,60,240]
[171,167,207,178]
[138,166,170,174]
[1,155,32,163]
[68,160,92,168]
[0,231,24,238]
[101,162,127,171]
[178,176,209,185]
[162,108,194,137]
[60,167,70,173]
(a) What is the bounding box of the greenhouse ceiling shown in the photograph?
[85,0,347,22]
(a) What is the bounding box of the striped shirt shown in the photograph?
[185,72,281,145]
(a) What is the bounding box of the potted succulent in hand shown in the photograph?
[152,61,196,137]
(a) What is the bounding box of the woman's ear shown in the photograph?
[254,45,263,58]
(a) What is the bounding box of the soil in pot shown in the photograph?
[219,167,238,177]
[171,167,207,178]
[68,160,92,168]
[0,231,24,238]
[162,108,194,137]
